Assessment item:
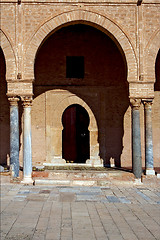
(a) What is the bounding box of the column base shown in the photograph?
[146,169,155,176]
[21,176,33,184]
[134,178,143,184]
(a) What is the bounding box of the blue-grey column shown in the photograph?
[22,97,33,184]
[9,97,19,178]
[130,99,142,179]
[143,100,155,175]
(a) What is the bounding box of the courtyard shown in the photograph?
[1,176,160,240]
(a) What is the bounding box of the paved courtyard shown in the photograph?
[1,179,160,240]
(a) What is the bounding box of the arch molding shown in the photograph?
[45,90,102,166]
[25,10,138,83]
[0,30,16,80]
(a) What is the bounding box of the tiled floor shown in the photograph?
[1,180,160,240]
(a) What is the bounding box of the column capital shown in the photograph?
[130,98,141,110]
[21,96,33,107]
[142,99,153,109]
[8,96,20,106]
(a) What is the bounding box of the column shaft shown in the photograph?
[9,97,19,178]
[143,100,155,175]
[131,99,142,179]
[22,97,33,184]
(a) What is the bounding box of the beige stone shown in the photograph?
[0,0,159,171]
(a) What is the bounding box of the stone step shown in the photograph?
[33,169,135,186]
[32,169,134,179]
[34,179,97,186]
[34,178,136,186]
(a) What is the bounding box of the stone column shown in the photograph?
[8,97,20,178]
[21,96,33,184]
[130,99,142,179]
[143,100,155,175]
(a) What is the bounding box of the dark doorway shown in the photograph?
[62,104,90,163]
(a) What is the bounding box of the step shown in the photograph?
[32,168,135,186]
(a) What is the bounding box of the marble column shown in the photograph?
[21,97,33,184]
[130,99,142,179]
[143,100,155,175]
[8,97,20,178]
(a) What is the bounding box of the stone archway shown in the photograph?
[45,90,103,167]
[25,10,138,84]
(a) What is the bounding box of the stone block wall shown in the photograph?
[0,0,159,169]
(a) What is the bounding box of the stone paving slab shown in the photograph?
[0,180,160,240]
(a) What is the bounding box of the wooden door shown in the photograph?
[62,104,90,163]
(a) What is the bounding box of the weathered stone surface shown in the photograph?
[1,181,160,240]
[0,0,159,176]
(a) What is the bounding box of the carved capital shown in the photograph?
[130,98,141,110]
[21,96,33,107]
[8,96,20,106]
[142,100,153,110]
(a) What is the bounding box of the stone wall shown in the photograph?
[0,0,159,169]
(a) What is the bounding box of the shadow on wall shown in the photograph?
[103,85,129,167]
[155,49,160,91]
[34,24,129,167]
[0,47,10,166]
[153,49,160,167]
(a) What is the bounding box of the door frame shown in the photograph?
[45,90,103,167]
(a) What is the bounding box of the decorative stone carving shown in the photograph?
[8,96,20,106]
[130,98,141,109]
[21,96,33,107]
[142,99,153,109]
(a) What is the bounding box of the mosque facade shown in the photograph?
[0,0,160,183]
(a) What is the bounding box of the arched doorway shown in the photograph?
[62,104,90,163]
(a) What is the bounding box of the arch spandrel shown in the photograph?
[25,10,138,83]
[0,30,16,80]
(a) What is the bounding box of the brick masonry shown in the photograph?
[0,0,160,169]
